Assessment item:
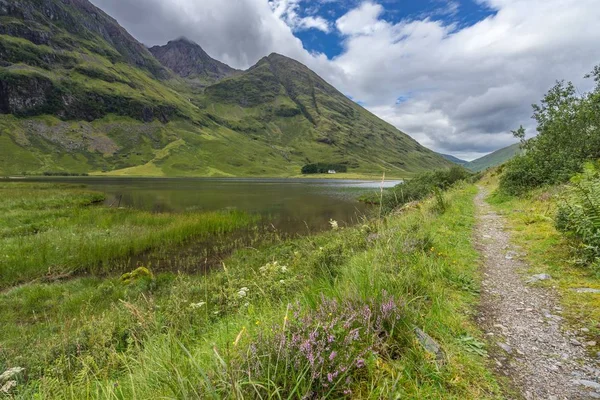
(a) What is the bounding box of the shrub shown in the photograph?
[499,65,600,195]
[555,162,600,272]
[365,166,471,213]
[239,291,404,398]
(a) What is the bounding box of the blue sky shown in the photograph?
[92,0,600,160]
[294,1,497,59]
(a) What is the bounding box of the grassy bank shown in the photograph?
[0,182,255,289]
[482,174,600,357]
[2,183,504,398]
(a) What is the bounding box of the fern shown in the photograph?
[556,161,600,272]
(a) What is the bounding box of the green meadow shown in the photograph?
[0,180,504,398]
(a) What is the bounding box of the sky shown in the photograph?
[91,0,600,161]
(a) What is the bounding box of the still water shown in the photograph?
[22,177,401,235]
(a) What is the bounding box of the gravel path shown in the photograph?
[474,187,600,400]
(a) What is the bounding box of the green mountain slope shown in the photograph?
[0,0,453,177]
[465,143,523,172]
[439,153,468,165]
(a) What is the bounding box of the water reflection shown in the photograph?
[19,177,402,235]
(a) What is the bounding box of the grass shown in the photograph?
[0,182,256,289]
[2,182,504,398]
[482,173,600,357]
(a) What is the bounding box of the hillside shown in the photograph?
[0,0,453,177]
[439,153,468,165]
[465,143,522,172]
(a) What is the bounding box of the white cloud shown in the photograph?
[270,0,332,33]
[335,2,385,35]
[328,0,600,159]
[90,0,600,160]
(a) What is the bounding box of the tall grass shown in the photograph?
[0,183,255,288]
[4,183,503,398]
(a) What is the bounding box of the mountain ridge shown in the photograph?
[465,143,523,172]
[0,0,454,177]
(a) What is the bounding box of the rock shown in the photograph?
[581,328,590,333]
[367,233,380,242]
[414,327,446,364]
[498,342,513,353]
[586,341,597,347]
[572,288,600,294]
[570,339,582,346]
[526,273,552,284]
[572,379,600,390]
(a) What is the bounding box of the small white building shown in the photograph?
[328,170,337,174]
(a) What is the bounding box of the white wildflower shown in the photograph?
[0,380,17,394]
[237,287,249,298]
[189,301,206,309]
[280,265,288,273]
[0,367,24,383]
[279,280,285,284]
[329,219,339,230]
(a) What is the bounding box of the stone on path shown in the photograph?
[572,288,600,294]
[526,273,552,284]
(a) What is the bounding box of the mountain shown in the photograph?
[465,143,523,172]
[149,38,239,87]
[439,154,468,165]
[0,0,453,177]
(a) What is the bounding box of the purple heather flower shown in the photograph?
[356,358,365,368]
[329,351,337,361]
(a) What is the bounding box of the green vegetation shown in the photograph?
[0,182,255,288]
[301,163,348,174]
[499,65,600,195]
[361,166,473,213]
[1,180,504,398]
[555,162,600,273]
[464,143,522,172]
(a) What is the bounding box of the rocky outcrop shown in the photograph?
[149,38,238,84]
[0,70,177,122]
[0,0,169,79]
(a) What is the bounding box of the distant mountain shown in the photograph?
[0,0,453,177]
[465,143,523,172]
[149,38,239,87]
[439,154,468,165]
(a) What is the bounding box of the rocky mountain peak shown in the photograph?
[149,38,238,84]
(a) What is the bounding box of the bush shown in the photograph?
[555,162,600,272]
[499,65,600,195]
[366,166,471,214]
[239,291,404,398]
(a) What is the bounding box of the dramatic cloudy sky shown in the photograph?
[91,0,600,160]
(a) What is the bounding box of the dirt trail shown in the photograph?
[474,187,600,400]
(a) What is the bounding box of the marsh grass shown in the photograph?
[0,182,256,288]
[3,183,504,398]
